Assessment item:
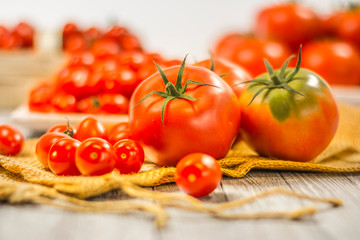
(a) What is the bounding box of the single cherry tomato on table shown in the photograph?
[75,137,116,176]
[75,117,108,141]
[213,35,292,77]
[175,153,222,197]
[302,40,360,86]
[35,132,71,168]
[48,138,81,176]
[0,124,24,156]
[129,56,241,166]
[239,47,339,162]
[113,139,144,174]
[194,57,252,99]
[254,2,321,51]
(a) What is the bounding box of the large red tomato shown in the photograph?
[302,40,360,85]
[239,48,339,162]
[129,56,241,166]
[213,35,292,77]
[336,7,360,45]
[255,2,321,51]
[194,57,252,99]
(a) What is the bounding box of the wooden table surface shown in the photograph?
[0,109,360,240]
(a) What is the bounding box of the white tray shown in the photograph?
[11,105,128,131]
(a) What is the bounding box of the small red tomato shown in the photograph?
[67,51,95,67]
[97,93,129,114]
[75,117,108,141]
[91,38,121,58]
[62,23,79,39]
[63,33,87,53]
[104,25,128,40]
[75,137,116,176]
[48,138,81,176]
[1,32,23,49]
[13,22,35,47]
[119,33,142,51]
[47,123,77,137]
[113,139,144,174]
[102,68,139,98]
[84,27,102,43]
[175,153,222,197]
[35,132,71,168]
[0,124,24,156]
[51,93,77,113]
[108,122,131,145]
[28,83,53,113]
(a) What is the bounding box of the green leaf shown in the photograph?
[175,54,188,89]
[219,73,228,78]
[209,51,215,72]
[179,94,197,102]
[279,55,295,79]
[154,61,169,86]
[180,80,217,94]
[248,86,269,106]
[160,96,175,127]
[283,84,304,97]
[285,45,302,83]
[264,59,281,84]
[135,90,168,107]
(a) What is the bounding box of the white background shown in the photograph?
[0,0,353,59]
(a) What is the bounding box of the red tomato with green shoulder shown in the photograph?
[302,40,360,86]
[194,57,252,99]
[214,35,292,77]
[175,153,222,197]
[129,56,241,166]
[0,124,24,156]
[255,2,321,51]
[239,48,339,162]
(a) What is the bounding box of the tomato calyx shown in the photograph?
[136,54,216,126]
[63,118,75,138]
[244,46,304,105]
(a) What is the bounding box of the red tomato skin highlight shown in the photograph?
[129,65,241,166]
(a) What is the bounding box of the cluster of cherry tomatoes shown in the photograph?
[0,22,34,50]
[35,117,144,176]
[28,23,181,114]
[213,2,360,86]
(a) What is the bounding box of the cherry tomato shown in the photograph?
[75,117,108,141]
[51,93,77,112]
[255,2,321,51]
[75,137,116,176]
[55,66,92,99]
[47,123,77,137]
[302,40,360,86]
[13,22,34,47]
[62,23,79,39]
[97,92,129,114]
[84,27,102,44]
[0,124,24,156]
[48,138,81,176]
[67,51,95,67]
[213,35,292,77]
[63,33,87,53]
[77,96,101,113]
[102,68,139,98]
[104,25,128,41]
[91,38,121,58]
[113,139,144,174]
[35,132,71,168]
[1,32,23,49]
[239,48,339,162]
[194,57,252,99]
[175,153,222,197]
[108,122,131,145]
[129,56,241,166]
[28,83,53,112]
[119,33,142,51]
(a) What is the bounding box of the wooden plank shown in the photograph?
[280,172,360,240]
